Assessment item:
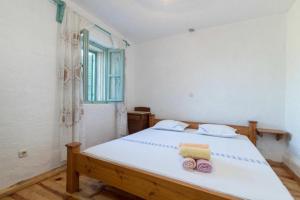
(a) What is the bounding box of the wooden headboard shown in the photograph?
[149,114,258,145]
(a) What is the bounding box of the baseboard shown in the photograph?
[283,150,300,178]
[0,165,66,198]
[267,159,300,185]
[267,159,283,167]
[282,163,300,185]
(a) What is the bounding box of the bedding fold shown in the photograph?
[83,128,294,200]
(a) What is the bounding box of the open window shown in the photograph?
[81,30,124,103]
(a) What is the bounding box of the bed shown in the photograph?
[66,114,293,200]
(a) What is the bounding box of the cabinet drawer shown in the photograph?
[127,112,150,134]
[128,114,142,120]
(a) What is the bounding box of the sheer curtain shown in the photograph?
[57,5,129,160]
[57,7,85,160]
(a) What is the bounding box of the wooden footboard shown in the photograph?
[66,143,239,200]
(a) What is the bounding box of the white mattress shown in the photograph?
[84,128,293,200]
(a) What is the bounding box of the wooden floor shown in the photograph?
[1,163,299,200]
[271,163,300,200]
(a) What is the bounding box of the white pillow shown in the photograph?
[198,124,237,138]
[152,120,189,132]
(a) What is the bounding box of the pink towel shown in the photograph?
[196,159,212,173]
[182,158,197,170]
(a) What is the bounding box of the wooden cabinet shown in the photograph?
[128,111,151,134]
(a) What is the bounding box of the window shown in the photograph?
[81,30,124,103]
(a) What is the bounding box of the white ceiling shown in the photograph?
[72,0,295,43]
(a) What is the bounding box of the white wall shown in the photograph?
[284,0,300,176]
[0,0,124,189]
[128,15,288,161]
[0,0,61,188]
[84,104,116,148]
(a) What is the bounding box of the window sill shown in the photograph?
[83,101,123,105]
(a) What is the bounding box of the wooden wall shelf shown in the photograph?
[256,128,289,141]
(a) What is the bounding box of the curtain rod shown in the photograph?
[94,24,111,36]
[49,0,59,4]
[49,0,130,47]
[94,25,130,47]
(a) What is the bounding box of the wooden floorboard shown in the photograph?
[272,166,295,180]
[0,197,15,200]
[1,164,299,200]
[0,166,66,198]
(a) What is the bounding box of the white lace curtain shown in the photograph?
[57,7,85,160]
[57,6,129,160]
[116,101,128,138]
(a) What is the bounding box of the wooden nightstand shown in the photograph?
[257,128,289,141]
[128,107,151,134]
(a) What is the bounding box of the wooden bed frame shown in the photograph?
[149,115,258,145]
[66,114,257,200]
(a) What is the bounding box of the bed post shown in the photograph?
[149,114,155,127]
[66,142,81,193]
[248,121,258,145]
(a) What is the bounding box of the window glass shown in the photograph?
[81,30,124,104]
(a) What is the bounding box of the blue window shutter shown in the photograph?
[81,29,89,102]
[106,49,125,102]
[87,51,97,102]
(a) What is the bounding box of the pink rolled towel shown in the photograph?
[196,159,212,173]
[182,158,197,170]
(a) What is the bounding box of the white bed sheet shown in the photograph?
[84,128,293,200]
